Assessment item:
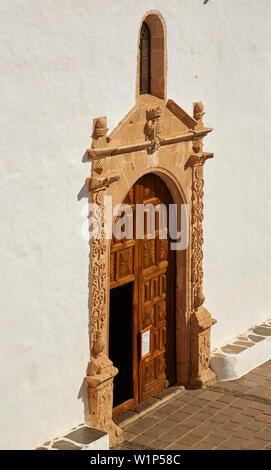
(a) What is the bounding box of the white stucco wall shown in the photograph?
[0,0,270,449]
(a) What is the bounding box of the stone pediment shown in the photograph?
[88,94,212,160]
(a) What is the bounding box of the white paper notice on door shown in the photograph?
[141,328,151,358]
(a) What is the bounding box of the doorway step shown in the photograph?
[113,385,184,429]
[210,318,271,381]
[36,424,108,450]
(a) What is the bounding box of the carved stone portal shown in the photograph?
[84,93,216,445]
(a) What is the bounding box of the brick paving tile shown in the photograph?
[242,438,269,450]
[230,384,249,394]
[209,428,234,439]
[200,406,219,416]
[230,398,253,410]
[123,430,138,440]
[184,389,205,397]
[245,420,267,431]
[198,420,220,431]
[173,394,195,404]
[242,373,264,383]
[142,424,171,438]
[171,424,193,438]
[177,433,202,447]
[149,439,167,450]
[131,433,155,446]
[221,436,247,449]
[125,424,145,435]
[255,413,271,424]
[135,416,160,429]
[189,398,210,408]
[192,411,213,421]
[169,397,187,409]
[236,378,261,388]
[159,403,180,414]
[241,407,262,418]
[207,400,228,410]
[158,417,182,429]
[170,411,194,423]
[217,394,238,404]
[250,386,271,397]
[241,408,262,418]
[229,414,253,425]
[190,424,215,438]
[234,427,257,439]
[190,443,212,450]
[204,435,227,447]
[199,391,222,401]
[152,430,180,445]
[166,442,189,450]
[191,438,219,450]
[257,427,271,441]
[208,414,229,425]
[179,390,203,401]
[150,408,172,419]
[222,421,242,431]
[248,400,271,412]
[219,406,240,417]
[180,417,204,429]
[180,404,201,415]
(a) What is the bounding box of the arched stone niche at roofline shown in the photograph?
[136,10,167,101]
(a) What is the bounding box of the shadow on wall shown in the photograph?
[78,151,90,201]
[77,149,92,424]
[203,0,210,4]
[77,376,91,425]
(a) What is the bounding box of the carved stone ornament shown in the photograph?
[189,307,217,388]
[84,92,216,444]
[145,105,163,153]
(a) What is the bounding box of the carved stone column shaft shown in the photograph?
[189,150,216,388]
[85,180,122,446]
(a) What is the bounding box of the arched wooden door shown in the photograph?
[109,174,176,417]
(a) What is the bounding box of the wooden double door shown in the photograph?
[109,174,176,417]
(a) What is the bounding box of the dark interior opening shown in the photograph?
[109,282,133,408]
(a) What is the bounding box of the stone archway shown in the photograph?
[84,94,216,446]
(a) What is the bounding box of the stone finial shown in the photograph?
[92,116,108,148]
[193,102,205,122]
[94,117,108,138]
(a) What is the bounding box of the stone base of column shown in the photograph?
[189,306,217,388]
[85,365,123,447]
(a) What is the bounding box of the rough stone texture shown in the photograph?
[113,360,271,450]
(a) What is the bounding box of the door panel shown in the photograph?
[110,174,176,413]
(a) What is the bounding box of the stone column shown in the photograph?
[188,109,217,388]
[84,176,122,447]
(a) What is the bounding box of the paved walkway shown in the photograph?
[114,360,271,450]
